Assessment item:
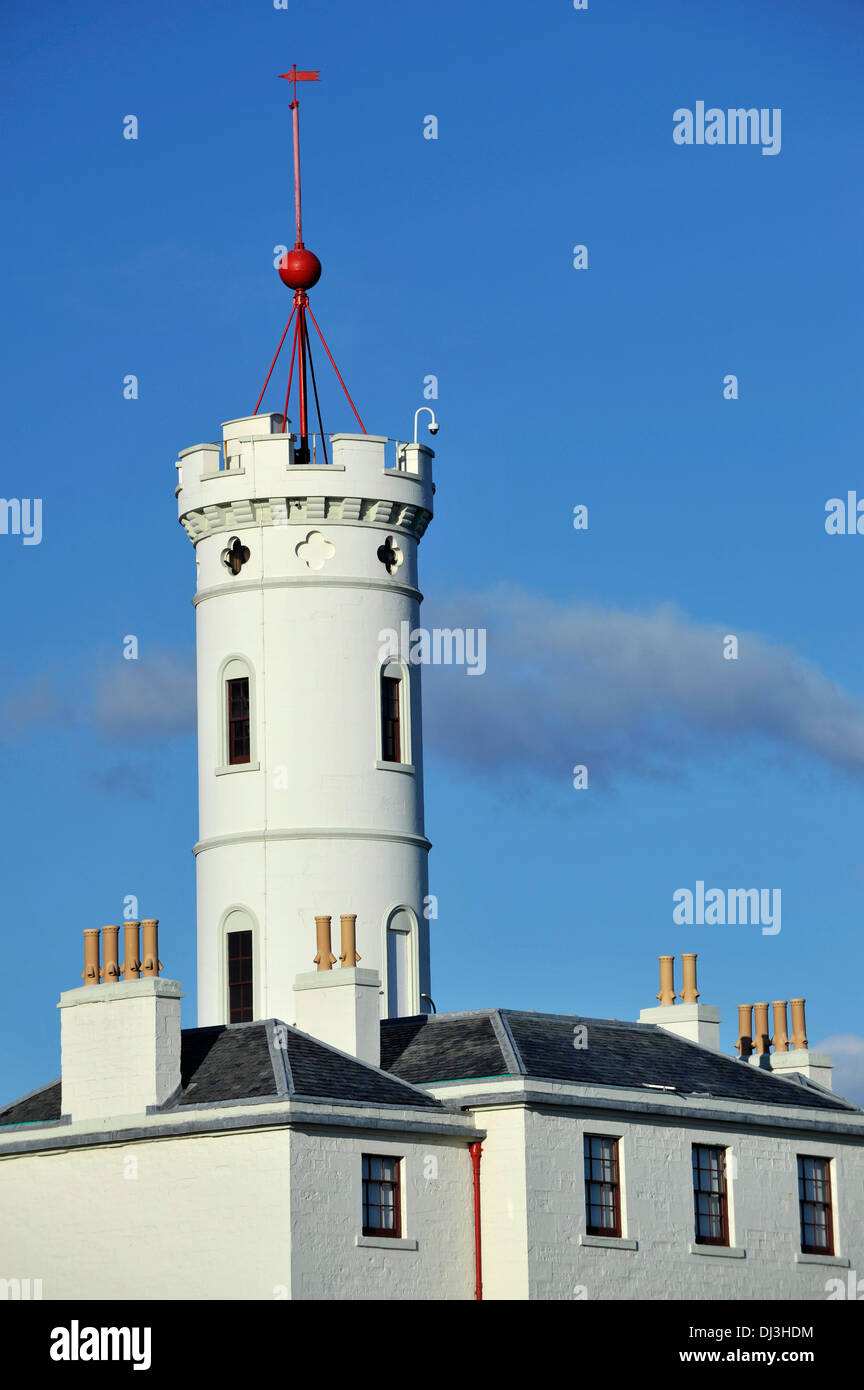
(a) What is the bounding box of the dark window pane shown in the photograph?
[584,1135,621,1237]
[362,1153,402,1237]
[227,930,253,1022]
[692,1145,728,1245]
[798,1156,833,1254]
[227,677,251,765]
[381,675,401,763]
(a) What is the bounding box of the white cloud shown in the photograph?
[93,650,196,739]
[813,1034,864,1106]
[423,588,864,788]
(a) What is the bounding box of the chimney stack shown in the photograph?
[294,913,381,1067]
[59,921,182,1122]
[639,954,721,1050]
[764,996,834,1090]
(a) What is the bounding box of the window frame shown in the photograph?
[798,1155,835,1256]
[216,655,258,775]
[226,675,251,766]
[377,659,412,769]
[692,1144,730,1247]
[383,906,419,1019]
[361,1154,403,1239]
[583,1133,622,1238]
[226,928,254,1023]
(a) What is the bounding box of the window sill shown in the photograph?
[215,761,260,776]
[794,1252,848,1267]
[689,1244,746,1259]
[579,1234,637,1251]
[375,760,415,775]
[355,1235,418,1252]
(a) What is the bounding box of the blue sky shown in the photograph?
[2,0,864,1102]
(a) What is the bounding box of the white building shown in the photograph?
[1,265,862,1306]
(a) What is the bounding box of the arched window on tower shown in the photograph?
[379,660,411,767]
[385,907,418,1018]
[227,678,250,764]
[223,908,256,1022]
[219,657,257,771]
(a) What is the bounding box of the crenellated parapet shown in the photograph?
[176,415,434,547]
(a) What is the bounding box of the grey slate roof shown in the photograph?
[3,1009,859,1130]
[0,1020,441,1129]
[380,1009,861,1114]
[0,1079,61,1127]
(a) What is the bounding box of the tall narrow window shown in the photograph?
[227,930,253,1022]
[381,673,401,763]
[692,1145,729,1246]
[227,677,250,765]
[798,1156,834,1255]
[584,1135,622,1237]
[386,909,416,1018]
[362,1155,402,1237]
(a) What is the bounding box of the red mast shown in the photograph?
[253,66,365,464]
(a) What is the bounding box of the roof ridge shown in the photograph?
[490,1010,525,1075]
[280,1020,444,1107]
[262,1018,293,1097]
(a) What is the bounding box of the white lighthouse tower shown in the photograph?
[174,69,435,1028]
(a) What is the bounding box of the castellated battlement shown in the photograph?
[175,415,434,546]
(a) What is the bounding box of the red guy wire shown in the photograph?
[281,314,301,433]
[253,305,296,416]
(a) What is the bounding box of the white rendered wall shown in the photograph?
[521,1108,864,1301]
[0,1116,474,1301]
[427,1079,864,1301]
[288,1129,474,1300]
[0,1128,294,1300]
[177,425,434,1026]
[471,1106,531,1300]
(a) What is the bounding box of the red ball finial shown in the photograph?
[279,244,322,290]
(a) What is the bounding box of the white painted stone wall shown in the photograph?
[288,1128,474,1301]
[472,1106,530,1300]
[521,1107,864,1301]
[427,1077,864,1301]
[0,1108,476,1301]
[0,1128,293,1300]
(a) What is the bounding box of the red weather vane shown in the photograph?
[253,65,365,461]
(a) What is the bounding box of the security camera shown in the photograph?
[413,406,439,443]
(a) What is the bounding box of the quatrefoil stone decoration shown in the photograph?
[377,535,403,575]
[296,530,336,571]
[222,537,250,576]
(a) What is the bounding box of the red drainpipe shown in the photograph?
[469,1141,483,1300]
